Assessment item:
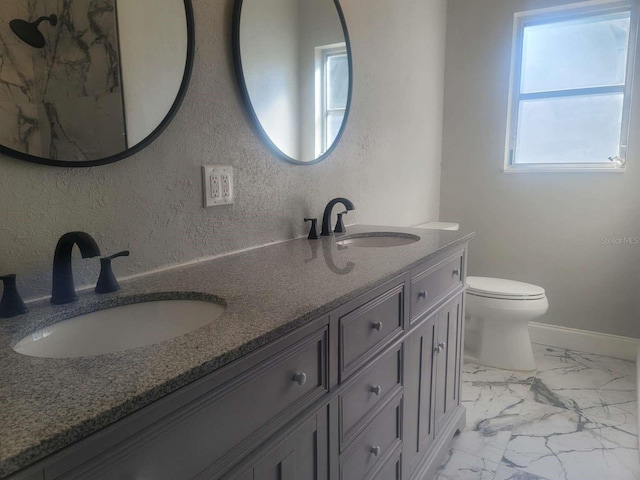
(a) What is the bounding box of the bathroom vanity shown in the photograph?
[1,227,472,480]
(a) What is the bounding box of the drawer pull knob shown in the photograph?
[371,446,381,456]
[418,291,427,300]
[371,321,383,332]
[293,372,307,386]
[453,269,460,276]
[434,342,447,353]
[371,385,382,396]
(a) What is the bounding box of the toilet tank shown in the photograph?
[413,222,460,231]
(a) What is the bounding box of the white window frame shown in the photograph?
[504,0,638,173]
[315,43,348,157]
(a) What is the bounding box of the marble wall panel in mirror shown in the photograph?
[233,0,352,164]
[0,0,193,166]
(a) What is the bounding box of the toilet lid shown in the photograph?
[467,276,546,300]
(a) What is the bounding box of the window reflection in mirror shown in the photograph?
[317,43,348,157]
[234,0,352,164]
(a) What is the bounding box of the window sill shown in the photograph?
[504,164,626,174]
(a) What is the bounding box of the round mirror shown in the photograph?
[233,0,352,165]
[0,0,194,167]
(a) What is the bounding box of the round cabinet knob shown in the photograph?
[371,446,381,457]
[371,321,383,332]
[293,372,307,386]
[418,291,427,300]
[371,385,382,396]
[453,269,460,277]
[434,342,447,354]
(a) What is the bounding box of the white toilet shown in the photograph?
[414,222,549,371]
[465,276,548,371]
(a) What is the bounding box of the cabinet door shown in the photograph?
[402,311,437,478]
[434,294,463,435]
[252,407,328,480]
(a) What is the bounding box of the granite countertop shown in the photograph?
[0,225,474,477]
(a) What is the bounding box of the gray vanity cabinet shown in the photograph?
[237,406,330,480]
[434,295,464,436]
[403,311,437,478]
[37,321,330,480]
[403,249,466,480]
[9,242,470,480]
[402,295,465,480]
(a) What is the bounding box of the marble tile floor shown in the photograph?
[436,344,638,480]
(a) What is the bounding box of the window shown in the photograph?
[316,44,349,156]
[505,1,637,172]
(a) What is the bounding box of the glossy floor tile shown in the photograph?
[436,344,639,480]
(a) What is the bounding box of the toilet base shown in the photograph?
[465,315,537,371]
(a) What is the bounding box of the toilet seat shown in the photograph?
[467,276,546,301]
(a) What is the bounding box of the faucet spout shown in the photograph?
[321,197,355,236]
[51,232,101,305]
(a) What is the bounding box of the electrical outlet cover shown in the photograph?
[202,165,234,207]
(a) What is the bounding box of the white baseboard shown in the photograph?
[528,322,639,361]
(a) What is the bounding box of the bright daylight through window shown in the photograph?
[506,2,636,172]
[317,44,348,156]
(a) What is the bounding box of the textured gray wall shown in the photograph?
[0,0,447,300]
[441,0,640,338]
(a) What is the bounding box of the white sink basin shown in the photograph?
[336,232,420,248]
[14,300,226,359]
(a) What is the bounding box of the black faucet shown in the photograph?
[321,197,355,236]
[51,232,101,305]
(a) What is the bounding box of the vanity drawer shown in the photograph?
[410,251,463,322]
[339,345,402,449]
[339,393,402,480]
[55,327,329,480]
[340,282,404,381]
[372,449,402,480]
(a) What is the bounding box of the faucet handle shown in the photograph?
[105,250,130,261]
[0,274,28,318]
[95,251,129,294]
[334,211,348,234]
[304,218,319,240]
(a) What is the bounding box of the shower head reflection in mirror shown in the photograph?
[10,14,57,48]
[0,0,194,167]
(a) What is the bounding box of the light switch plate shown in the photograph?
[202,165,234,207]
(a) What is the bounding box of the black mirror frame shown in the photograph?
[0,0,196,168]
[232,0,353,166]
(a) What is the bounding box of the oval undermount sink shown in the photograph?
[336,232,420,248]
[14,300,226,359]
